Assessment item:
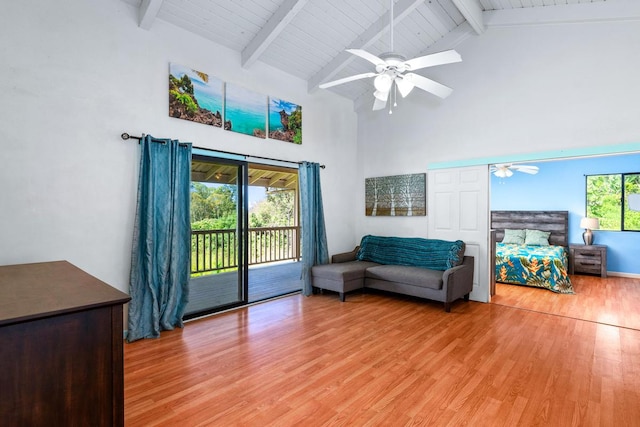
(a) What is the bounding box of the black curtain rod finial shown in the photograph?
[121,132,143,141]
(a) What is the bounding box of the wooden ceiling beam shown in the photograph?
[242,0,310,68]
[267,172,288,187]
[485,1,640,27]
[451,0,484,35]
[138,0,164,30]
[248,170,270,185]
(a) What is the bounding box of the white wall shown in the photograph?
[0,1,358,295]
[356,19,640,240]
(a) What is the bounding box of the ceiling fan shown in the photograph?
[490,164,540,178]
[318,0,462,113]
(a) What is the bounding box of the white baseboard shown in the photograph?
[606,271,640,279]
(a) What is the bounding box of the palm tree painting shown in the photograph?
[169,63,223,127]
[365,173,426,216]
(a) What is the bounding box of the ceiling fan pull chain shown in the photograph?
[394,83,398,107]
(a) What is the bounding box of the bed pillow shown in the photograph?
[525,229,550,246]
[502,229,525,245]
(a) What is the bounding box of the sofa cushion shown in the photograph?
[365,265,443,290]
[311,261,379,282]
[356,235,465,271]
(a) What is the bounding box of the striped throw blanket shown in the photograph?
[356,235,465,271]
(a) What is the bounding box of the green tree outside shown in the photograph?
[587,173,640,231]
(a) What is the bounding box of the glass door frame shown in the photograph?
[184,154,249,319]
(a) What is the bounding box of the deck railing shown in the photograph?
[191,226,300,275]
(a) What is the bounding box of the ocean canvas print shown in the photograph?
[169,63,223,127]
[269,98,302,144]
[224,83,267,138]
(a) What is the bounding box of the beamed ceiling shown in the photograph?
[123,0,639,111]
[192,160,299,190]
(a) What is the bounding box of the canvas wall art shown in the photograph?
[224,83,267,138]
[269,98,302,144]
[365,173,426,216]
[169,63,223,127]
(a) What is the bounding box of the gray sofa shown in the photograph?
[311,236,474,312]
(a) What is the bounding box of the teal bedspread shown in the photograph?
[495,243,574,294]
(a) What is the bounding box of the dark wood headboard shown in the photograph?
[491,210,569,247]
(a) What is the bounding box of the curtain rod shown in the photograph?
[120,133,325,168]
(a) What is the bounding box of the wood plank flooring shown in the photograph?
[124,274,640,426]
[493,274,640,331]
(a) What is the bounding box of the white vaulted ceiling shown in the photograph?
[123,0,639,111]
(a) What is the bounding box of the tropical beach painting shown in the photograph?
[169,63,224,127]
[224,83,267,138]
[268,98,302,144]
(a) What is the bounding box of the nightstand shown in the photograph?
[569,244,607,278]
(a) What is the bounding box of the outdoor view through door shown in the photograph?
[184,157,302,319]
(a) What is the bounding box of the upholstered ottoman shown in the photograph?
[311,261,379,301]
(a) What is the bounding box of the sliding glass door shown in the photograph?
[184,156,248,318]
[184,155,302,319]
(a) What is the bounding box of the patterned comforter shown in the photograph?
[495,243,574,294]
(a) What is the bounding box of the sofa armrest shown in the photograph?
[331,246,359,263]
[442,256,475,307]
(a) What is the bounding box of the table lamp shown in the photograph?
[580,217,599,246]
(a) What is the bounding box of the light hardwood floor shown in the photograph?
[124,275,640,426]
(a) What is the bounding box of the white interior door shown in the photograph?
[427,165,490,302]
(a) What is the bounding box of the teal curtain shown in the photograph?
[127,135,192,342]
[299,162,329,296]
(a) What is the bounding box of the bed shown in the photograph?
[490,211,574,294]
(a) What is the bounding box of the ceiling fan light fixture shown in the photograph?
[493,167,513,178]
[395,77,414,98]
[374,89,389,101]
[374,74,393,92]
[317,0,462,111]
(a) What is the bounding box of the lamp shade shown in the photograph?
[580,217,600,230]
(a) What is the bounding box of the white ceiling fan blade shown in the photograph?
[404,73,453,99]
[404,50,462,71]
[373,88,389,110]
[512,165,539,175]
[319,72,377,89]
[395,77,414,98]
[346,49,386,67]
[372,97,388,111]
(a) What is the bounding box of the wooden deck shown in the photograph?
[185,261,301,316]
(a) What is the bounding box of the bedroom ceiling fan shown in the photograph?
[491,164,540,178]
[318,0,462,113]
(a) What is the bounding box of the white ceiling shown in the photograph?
[123,0,639,111]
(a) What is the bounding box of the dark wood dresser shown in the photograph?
[0,261,131,426]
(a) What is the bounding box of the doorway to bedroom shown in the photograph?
[488,153,640,331]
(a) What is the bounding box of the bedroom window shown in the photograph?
[586,173,640,231]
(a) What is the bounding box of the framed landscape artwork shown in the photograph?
[168,63,223,127]
[365,173,426,216]
[224,83,267,138]
[269,97,302,144]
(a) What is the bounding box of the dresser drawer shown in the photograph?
[573,249,602,259]
[574,253,602,266]
[574,261,602,274]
